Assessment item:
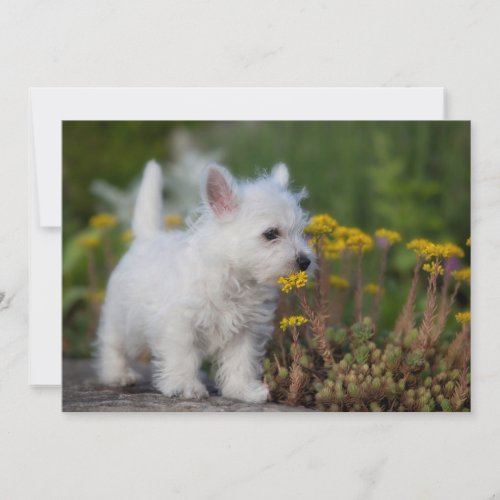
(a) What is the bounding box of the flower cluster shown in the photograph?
[455,311,471,324]
[406,238,434,257]
[329,275,349,289]
[279,316,309,331]
[407,239,464,260]
[305,214,338,235]
[277,271,309,293]
[89,213,117,230]
[332,226,351,239]
[422,261,444,275]
[440,243,465,259]
[452,267,471,283]
[323,238,346,259]
[318,226,376,260]
[345,230,374,255]
[375,228,402,248]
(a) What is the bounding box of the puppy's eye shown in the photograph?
[263,228,280,241]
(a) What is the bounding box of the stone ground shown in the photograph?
[63,359,311,412]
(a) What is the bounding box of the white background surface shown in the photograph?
[1,1,499,499]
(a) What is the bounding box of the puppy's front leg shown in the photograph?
[216,333,269,403]
[152,318,208,399]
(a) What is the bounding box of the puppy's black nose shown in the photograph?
[297,255,311,271]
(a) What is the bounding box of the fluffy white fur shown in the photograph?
[95,160,313,403]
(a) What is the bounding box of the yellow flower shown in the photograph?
[364,283,382,295]
[440,243,465,259]
[319,226,362,257]
[345,229,374,254]
[329,275,349,289]
[280,315,309,331]
[455,311,471,324]
[333,226,348,239]
[277,271,308,293]
[323,238,347,259]
[407,238,434,257]
[165,214,183,227]
[374,228,402,247]
[422,261,444,275]
[452,267,471,283]
[407,239,463,260]
[305,214,338,235]
[333,226,359,239]
[466,237,471,247]
[78,234,100,249]
[122,229,134,244]
[89,213,117,229]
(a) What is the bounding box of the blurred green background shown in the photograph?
[63,121,470,357]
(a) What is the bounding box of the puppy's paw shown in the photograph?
[222,381,269,404]
[157,379,209,400]
[181,380,209,400]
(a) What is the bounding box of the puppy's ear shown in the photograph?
[271,163,289,189]
[203,164,239,218]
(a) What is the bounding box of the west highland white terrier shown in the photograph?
[95,161,313,403]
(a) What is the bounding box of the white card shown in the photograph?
[30,87,445,385]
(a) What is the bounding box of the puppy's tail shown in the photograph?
[132,160,164,238]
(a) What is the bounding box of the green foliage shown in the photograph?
[352,319,375,344]
[264,327,471,412]
[354,345,370,365]
[63,121,470,242]
[63,121,172,228]
[405,351,425,372]
[326,326,347,345]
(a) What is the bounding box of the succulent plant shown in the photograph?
[264,218,470,412]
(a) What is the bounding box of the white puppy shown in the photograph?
[95,161,313,403]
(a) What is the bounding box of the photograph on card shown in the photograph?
[62,121,470,412]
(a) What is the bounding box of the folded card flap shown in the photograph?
[31,88,61,227]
